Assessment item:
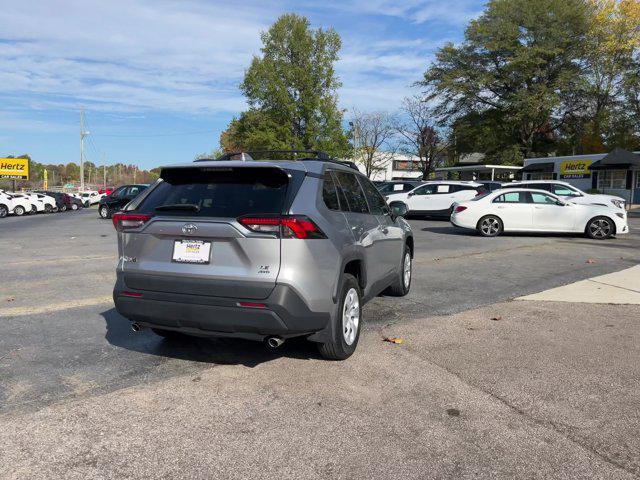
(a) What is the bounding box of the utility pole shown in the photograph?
[102,153,107,190]
[79,107,90,191]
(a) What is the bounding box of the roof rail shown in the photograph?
[194,149,359,171]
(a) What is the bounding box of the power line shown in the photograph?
[92,130,214,138]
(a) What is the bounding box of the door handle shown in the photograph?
[496,206,506,209]
[534,206,544,209]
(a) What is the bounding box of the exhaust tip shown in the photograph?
[266,336,284,348]
[131,322,142,332]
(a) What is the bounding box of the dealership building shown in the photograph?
[521,148,640,204]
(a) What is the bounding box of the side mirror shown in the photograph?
[389,201,408,218]
[555,200,566,206]
[407,192,414,197]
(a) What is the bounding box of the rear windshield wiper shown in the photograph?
[155,203,201,212]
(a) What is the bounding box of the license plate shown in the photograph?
[172,240,211,264]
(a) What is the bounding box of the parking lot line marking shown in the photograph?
[0,295,113,318]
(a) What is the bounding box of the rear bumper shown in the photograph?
[113,276,331,341]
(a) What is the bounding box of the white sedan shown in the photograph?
[450,189,628,239]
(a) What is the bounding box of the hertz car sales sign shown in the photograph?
[0,158,29,180]
[560,159,592,179]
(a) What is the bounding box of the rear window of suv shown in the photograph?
[137,167,293,218]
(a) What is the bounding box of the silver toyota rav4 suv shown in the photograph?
[112,151,413,360]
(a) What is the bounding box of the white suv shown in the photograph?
[0,190,33,217]
[385,181,483,218]
[502,181,626,211]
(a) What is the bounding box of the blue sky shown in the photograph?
[0,0,485,170]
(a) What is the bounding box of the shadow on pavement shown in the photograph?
[101,308,322,368]
[421,225,474,236]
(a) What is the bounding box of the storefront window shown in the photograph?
[597,170,626,189]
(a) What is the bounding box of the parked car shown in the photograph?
[6,193,39,214]
[501,180,626,210]
[376,181,423,195]
[385,181,483,218]
[450,188,628,239]
[79,190,103,207]
[0,190,33,217]
[98,184,149,219]
[112,152,413,360]
[99,187,115,195]
[36,191,74,212]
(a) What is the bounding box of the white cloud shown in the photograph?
[0,0,480,124]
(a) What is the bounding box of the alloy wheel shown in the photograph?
[342,288,360,346]
[480,217,500,236]
[589,219,612,239]
[403,252,411,289]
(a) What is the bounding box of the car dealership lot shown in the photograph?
[1,211,639,478]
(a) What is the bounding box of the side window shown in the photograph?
[403,184,415,192]
[536,183,553,192]
[358,176,387,215]
[530,192,558,204]
[322,172,340,211]
[494,192,525,203]
[552,184,575,196]
[413,184,437,195]
[127,187,141,197]
[334,171,369,214]
[111,187,126,199]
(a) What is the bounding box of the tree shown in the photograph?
[349,110,396,178]
[394,96,448,179]
[421,0,590,158]
[220,14,350,157]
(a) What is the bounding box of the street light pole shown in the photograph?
[79,107,90,191]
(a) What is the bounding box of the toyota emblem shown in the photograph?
[182,223,198,235]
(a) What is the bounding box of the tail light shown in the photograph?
[238,215,326,239]
[454,206,467,213]
[112,213,152,231]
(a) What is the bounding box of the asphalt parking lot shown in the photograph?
[1,210,639,478]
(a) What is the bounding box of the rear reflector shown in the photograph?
[237,302,267,309]
[454,206,467,213]
[112,213,152,231]
[122,291,143,298]
[238,215,326,239]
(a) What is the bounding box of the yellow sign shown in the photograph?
[0,157,29,180]
[560,159,592,179]
[43,169,48,190]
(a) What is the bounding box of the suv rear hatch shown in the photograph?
[116,165,303,300]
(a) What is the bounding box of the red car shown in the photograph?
[99,187,115,195]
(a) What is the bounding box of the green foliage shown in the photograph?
[421,0,640,159]
[220,14,351,158]
[423,0,590,158]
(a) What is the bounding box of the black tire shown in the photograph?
[71,203,78,211]
[586,216,615,240]
[318,273,362,360]
[84,201,90,208]
[99,205,111,219]
[0,204,8,218]
[151,328,184,339]
[385,245,412,296]
[52,206,59,213]
[44,204,53,213]
[477,215,503,237]
[30,205,37,214]
[13,205,25,216]
[60,204,67,212]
